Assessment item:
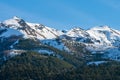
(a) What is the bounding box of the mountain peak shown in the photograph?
[72,27,84,31]
[89,25,111,31]
[13,16,21,20]
[1,16,24,27]
[99,25,111,29]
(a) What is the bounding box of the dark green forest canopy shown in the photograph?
[0,51,120,80]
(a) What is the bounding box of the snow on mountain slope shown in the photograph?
[26,22,63,39]
[64,26,120,60]
[41,39,69,51]
[87,26,120,44]
[66,27,89,38]
[87,61,107,65]
[0,28,23,37]
[65,26,120,47]
[0,16,63,39]
[87,26,111,45]
[38,49,54,55]
[85,26,120,60]
[87,26,120,47]
[65,27,91,42]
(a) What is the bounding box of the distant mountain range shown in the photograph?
[0,16,120,61]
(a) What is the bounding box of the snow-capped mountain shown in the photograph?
[65,26,120,59]
[65,26,120,49]
[66,27,89,38]
[0,16,120,61]
[85,26,120,53]
[87,26,120,46]
[0,16,63,39]
[65,27,91,42]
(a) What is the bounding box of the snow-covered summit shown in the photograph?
[0,17,63,39]
[90,25,111,31]
[66,27,89,38]
[13,16,21,20]
[87,26,120,46]
[2,16,22,27]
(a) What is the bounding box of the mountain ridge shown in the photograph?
[0,16,120,61]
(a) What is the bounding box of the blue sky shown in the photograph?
[0,0,120,30]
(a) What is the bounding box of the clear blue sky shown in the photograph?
[0,0,120,30]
